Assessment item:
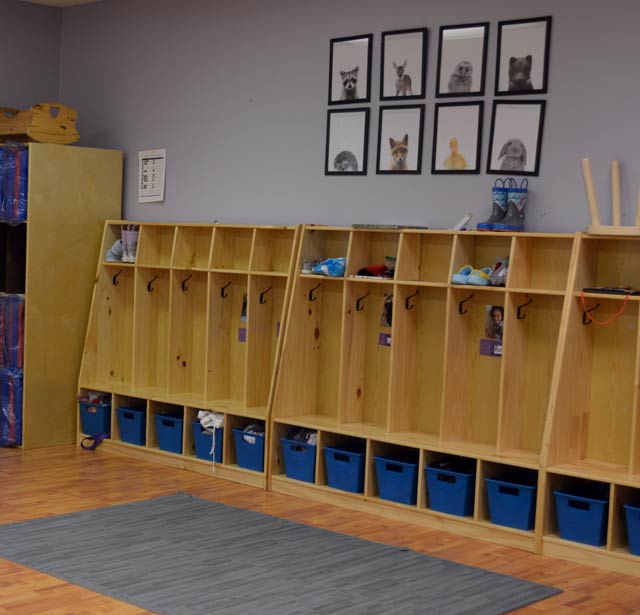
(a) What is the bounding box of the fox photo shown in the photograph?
[376,105,425,175]
[495,16,551,95]
[329,34,373,104]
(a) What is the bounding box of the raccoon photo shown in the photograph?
[340,66,359,100]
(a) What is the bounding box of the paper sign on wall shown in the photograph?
[138,149,166,203]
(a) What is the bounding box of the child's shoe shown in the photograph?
[451,265,473,285]
[489,257,509,287]
[467,267,492,286]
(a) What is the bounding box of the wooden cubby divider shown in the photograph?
[78,222,299,489]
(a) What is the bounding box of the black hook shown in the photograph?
[582,302,600,325]
[259,286,272,304]
[112,270,122,286]
[458,294,474,315]
[405,290,419,310]
[221,281,231,298]
[516,298,533,320]
[181,274,192,292]
[309,283,321,302]
[147,275,158,293]
[355,291,370,312]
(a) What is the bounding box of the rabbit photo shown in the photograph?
[498,138,527,171]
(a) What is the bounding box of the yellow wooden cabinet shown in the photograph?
[1,143,122,449]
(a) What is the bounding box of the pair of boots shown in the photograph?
[121,225,139,263]
[477,178,528,231]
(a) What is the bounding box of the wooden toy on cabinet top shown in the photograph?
[0,103,80,145]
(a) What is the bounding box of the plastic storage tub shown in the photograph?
[624,504,640,556]
[485,471,537,530]
[282,437,316,483]
[79,400,111,436]
[154,414,183,454]
[192,421,223,462]
[554,484,609,546]
[233,428,265,472]
[374,456,418,505]
[426,462,475,517]
[324,445,366,493]
[117,406,146,446]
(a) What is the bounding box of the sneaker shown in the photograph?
[489,257,509,287]
[467,267,492,286]
[451,265,473,285]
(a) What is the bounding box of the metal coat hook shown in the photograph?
[147,275,158,293]
[112,270,122,286]
[405,290,419,310]
[181,274,193,292]
[309,283,321,302]
[355,291,370,312]
[221,281,232,298]
[259,286,272,304]
[582,302,600,325]
[516,298,533,320]
[458,294,474,315]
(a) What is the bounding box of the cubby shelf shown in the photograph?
[78,221,300,488]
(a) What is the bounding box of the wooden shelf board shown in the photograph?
[162,391,206,407]
[345,276,396,285]
[79,382,135,396]
[211,268,250,274]
[339,421,388,440]
[248,270,289,277]
[273,414,339,431]
[393,280,448,288]
[544,533,608,552]
[573,291,640,302]
[171,266,209,272]
[386,431,440,449]
[365,495,420,511]
[507,287,565,296]
[134,263,171,269]
[206,398,266,419]
[130,386,166,399]
[449,284,506,293]
[299,273,345,281]
[102,261,135,268]
[440,440,497,458]
[495,448,540,468]
[547,460,633,484]
[473,519,536,538]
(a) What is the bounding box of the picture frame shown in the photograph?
[376,105,425,175]
[495,16,552,96]
[487,100,546,176]
[431,102,483,175]
[380,28,428,101]
[435,22,489,98]
[325,108,370,176]
[328,34,373,105]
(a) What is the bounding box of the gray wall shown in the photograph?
[0,0,61,108]
[60,0,640,231]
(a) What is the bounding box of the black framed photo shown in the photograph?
[495,16,551,95]
[487,100,546,176]
[432,102,483,174]
[325,108,370,175]
[328,34,373,105]
[380,28,427,100]
[436,22,489,97]
[376,105,425,174]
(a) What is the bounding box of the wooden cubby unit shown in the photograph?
[79,222,299,489]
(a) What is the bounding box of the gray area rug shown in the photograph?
[0,492,560,615]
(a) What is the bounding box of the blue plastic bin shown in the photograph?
[554,484,609,546]
[375,456,418,505]
[233,428,265,472]
[426,465,475,517]
[282,437,316,483]
[117,406,146,446]
[324,445,365,493]
[79,401,111,436]
[624,504,640,556]
[154,414,183,454]
[486,471,538,530]
[192,421,223,462]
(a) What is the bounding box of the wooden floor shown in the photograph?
[0,446,638,615]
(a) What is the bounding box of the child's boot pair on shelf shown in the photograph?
[121,225,139,263]
[477,178,528,231]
